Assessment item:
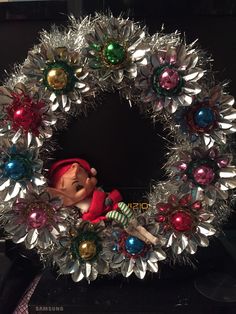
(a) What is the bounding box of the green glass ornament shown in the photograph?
[103,42,126,65]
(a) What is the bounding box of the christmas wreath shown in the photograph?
[0,14,235,282]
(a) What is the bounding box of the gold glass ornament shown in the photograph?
[78,240,97,261]
[47,68,68,90]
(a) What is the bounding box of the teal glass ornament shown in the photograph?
[125,236,145,255]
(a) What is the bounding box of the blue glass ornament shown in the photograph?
[194,107,214,128]
[125,236,145,255]
[4,158,27,180]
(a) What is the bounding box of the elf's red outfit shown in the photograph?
[82,188,122,223]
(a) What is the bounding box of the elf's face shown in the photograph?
[54,163,97,205]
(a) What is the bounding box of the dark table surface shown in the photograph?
[28,235,236,314]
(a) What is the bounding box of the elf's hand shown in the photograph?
[105,197,113,207]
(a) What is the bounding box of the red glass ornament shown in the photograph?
[156,215,166,222]
[7,92,44,135]
[156,203,170,212]
[191,201,202,210]
[170,210,193,232]
[193,165,215,186]
[159,68,180,90]
[179,194,192,206]
[27,208,47,229]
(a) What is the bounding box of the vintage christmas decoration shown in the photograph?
[0,13,235,282]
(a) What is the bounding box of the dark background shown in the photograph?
[0,1,236,313]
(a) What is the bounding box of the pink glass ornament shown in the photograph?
[216,158,229,168]
[159,68,180,90]
[208,147,219,159]
[177,162,188,171]
[12,199,27,212]
[193,165,215,186]
[182,174,188,181]
[27,208,47,229]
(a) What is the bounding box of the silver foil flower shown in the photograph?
[0,82,56,147]
[169,146,236,205]
[53,221,109,282]
[84,14,148,84]
[22,36,92,113]
[1,192,69,249]
[136,41,204,114]
[102,217,166,279]
[174,86,236,147]
[0,140,46,201]
[154,194,216,255]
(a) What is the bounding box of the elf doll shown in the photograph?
[47,158,122,223]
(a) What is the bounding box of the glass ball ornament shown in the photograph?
[194,107,215,129]
[13,106,42,132]
[156,215,166,223]
[4,158,29,180]
[27,208,48,229]
[78,240,97,261]
[170,210,193,232]
[158,67,180,91]
[12,199,27,212]
[125,236,145,255]
[193,164,215,186]
[47,67,68,90]
[103,42,126,65]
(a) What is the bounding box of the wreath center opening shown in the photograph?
[50,91,168,202]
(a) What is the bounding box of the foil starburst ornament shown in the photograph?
[103,217,166,279]
[84,15,148,84]
[0,83,56,147]
[54,221,109,282]
[136,41,204,114]
[0,141,45,201]
[22,38,92,113]
[175,86,236,147]
[170,146,236,205]
[1,192,69,249]
[155,194,216,255]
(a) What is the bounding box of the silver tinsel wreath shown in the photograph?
[0,13,235,282]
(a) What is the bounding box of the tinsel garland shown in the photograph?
[0,13,235,282]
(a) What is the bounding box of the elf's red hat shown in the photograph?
[49,158,92,187]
